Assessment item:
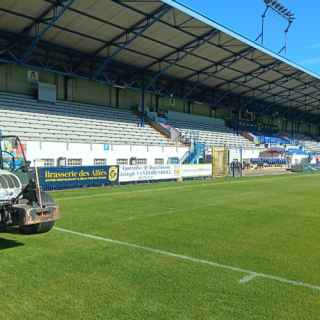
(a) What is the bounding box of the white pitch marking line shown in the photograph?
[239,273,258,284]
[55,227,320,292]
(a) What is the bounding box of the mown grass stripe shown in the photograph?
[55,227,320,292]
[54,173,320,201]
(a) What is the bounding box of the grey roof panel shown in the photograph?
[0,0,319,116]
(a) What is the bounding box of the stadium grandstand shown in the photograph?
[2,2,320,319]
[0,0,319,168]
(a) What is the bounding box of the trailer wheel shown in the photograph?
[19,221,55,234]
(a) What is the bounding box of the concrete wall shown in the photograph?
[0,64,318,136]
[26,140,263,167]
[229,148,261,161]
[0,65,35,96]
[68,78,111,106]
[26,141,188,166]
[167,110,226,126]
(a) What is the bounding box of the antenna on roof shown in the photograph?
[256,0,296,55]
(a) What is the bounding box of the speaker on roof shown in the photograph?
[27,70,39,83]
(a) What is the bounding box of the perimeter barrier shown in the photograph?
[37,164,213,190]
[37,165,119,191]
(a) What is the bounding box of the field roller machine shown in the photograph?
[0,135,60,234]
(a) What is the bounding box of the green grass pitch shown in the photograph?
[1,174,320,319]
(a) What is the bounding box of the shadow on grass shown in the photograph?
[3,226,20,234]
[0,237,24,251]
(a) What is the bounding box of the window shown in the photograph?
[41,159,55,167]
[136,158,147,165]
[94,159,107,166]
[129,158,147,165]
[117,159,128,165]
[57,157,67,167]
[154,158,164,165]
[167,157,179,165]
[67,159,82,166]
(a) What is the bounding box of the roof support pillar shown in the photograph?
[115,87,120,108]
[64,75,69,101]
[139,81,145,127]
[155,94,160,112]
[187,101,192,114]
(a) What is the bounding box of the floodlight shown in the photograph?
[258,0,296,55]
[264,0,295,21]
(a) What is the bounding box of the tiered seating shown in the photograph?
[0,93,174,146]
[166,118,255,148]
[252,133,291,145]
[250,158,288,166]
[299,139,320,154]
[288,134,320,154]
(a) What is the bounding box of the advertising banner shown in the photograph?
[119,164,212,182]
[38,164,212,189]
[181,164,212,178]
[38,165,119,190]
[119,165,180,182]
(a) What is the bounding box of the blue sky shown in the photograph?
[178,0,320,75]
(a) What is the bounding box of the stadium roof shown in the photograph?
[0,0,319,122]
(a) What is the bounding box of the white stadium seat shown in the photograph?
[0,93,175,146]
[166,117,255,148]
